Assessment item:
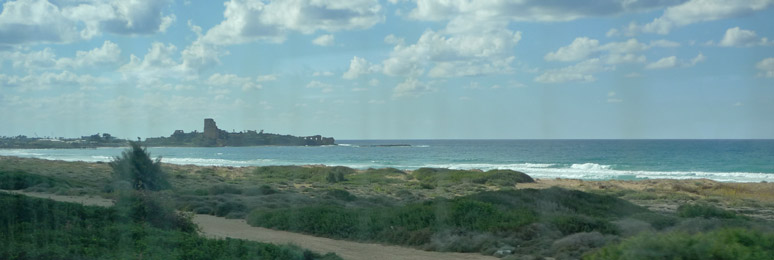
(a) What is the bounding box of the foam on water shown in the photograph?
[161,157,275,167]
[414,162,773,183]
[2,139,772,183]
[570,163,611,170]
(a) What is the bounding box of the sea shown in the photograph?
[1,140,773,183]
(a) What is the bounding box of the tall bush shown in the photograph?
[109,141,169,191]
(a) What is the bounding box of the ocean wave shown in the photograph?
[570,163,611,171]
[2,148,771,182]
[161,157,274,167]
[421,163,557,170]
[0,150,45,157]
[409,162,772,183]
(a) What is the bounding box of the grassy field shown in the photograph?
[2,155,773,259]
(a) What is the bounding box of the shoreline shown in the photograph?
[1,154,772,183]
[2,154,774,258]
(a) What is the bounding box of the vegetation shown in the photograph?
[585,228,774,260]
[0,193,339,260]
[3,156,774,259]
[109,141,170,191]
[0,134,126,149]
[413,168,534,187]
[247,188,644,253]
[677,203,742,219]
[0,170,70,190]
[253,166,355,183]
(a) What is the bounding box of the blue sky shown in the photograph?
[1,0,773,139]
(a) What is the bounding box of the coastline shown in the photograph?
[2,155,774,259]
[2,155,772,215]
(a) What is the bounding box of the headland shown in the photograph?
[0,118,335,148]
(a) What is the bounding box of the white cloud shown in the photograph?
[544,37,600,62]
[64,0,175,37]
[0,71,107,91]
[384,34,404,45]
[207,73,261,91]
[0,0,175,47]
[545,37,653,65]
[257,74,277,82]
[718,27,772,47]
[5,48,58,70]
[313,71,334,77]
[638,0,774,34]
[180,40,226,72]
[646,56,678,69]
[604,53,646,64]
[342,56,380,79]
[646,53,705,69]
[407,0,681,23]
[607,91,623,103]
[119,42,188,88]
[600,38,649,53]
[312,34,335,46]
[535,58,607,83]
[306,80,334,93]
[688,53,706,66]
[649,39,681,48]
[383,27,521,78]
[393,77,434,97]
[757,57,774,78]
[0,0,79,47]
[3,40,122,70]
[201,0,383,46]
[606,28,619,37]
[56,41,122,68]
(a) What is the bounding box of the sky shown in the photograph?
[1,0,773,140]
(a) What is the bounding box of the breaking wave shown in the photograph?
[414,162,772,183]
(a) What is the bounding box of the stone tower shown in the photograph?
[204,118,219,139]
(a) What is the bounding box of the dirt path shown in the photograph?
[4,190,495,260]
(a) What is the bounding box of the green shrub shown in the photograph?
[193,206,213,214]
[215,201,247,217]
[413,168,534,187]
[551,215,619,235]
[253,166,355,182]
[584,228,774,260]
[326,189,357,201]
[244,184,277,196]
[246,187,648,253]
[631,212,679,230]
[109,141,169,191]
[208,184,242,195]
[475,169,535,186]
[115,191,197,232]
[0,193,340,260]
[364,168,406,175]
[0,170,68,190]
[677,203,740,219]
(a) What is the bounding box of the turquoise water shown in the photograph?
[2,140,773,182]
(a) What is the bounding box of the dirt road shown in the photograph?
[5,190,495,260]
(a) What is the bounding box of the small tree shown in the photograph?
[110,141,169,191]
[110,142,194,232]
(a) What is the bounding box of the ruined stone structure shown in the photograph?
[203,118,219,139]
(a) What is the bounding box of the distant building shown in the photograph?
[204,118,219,139]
